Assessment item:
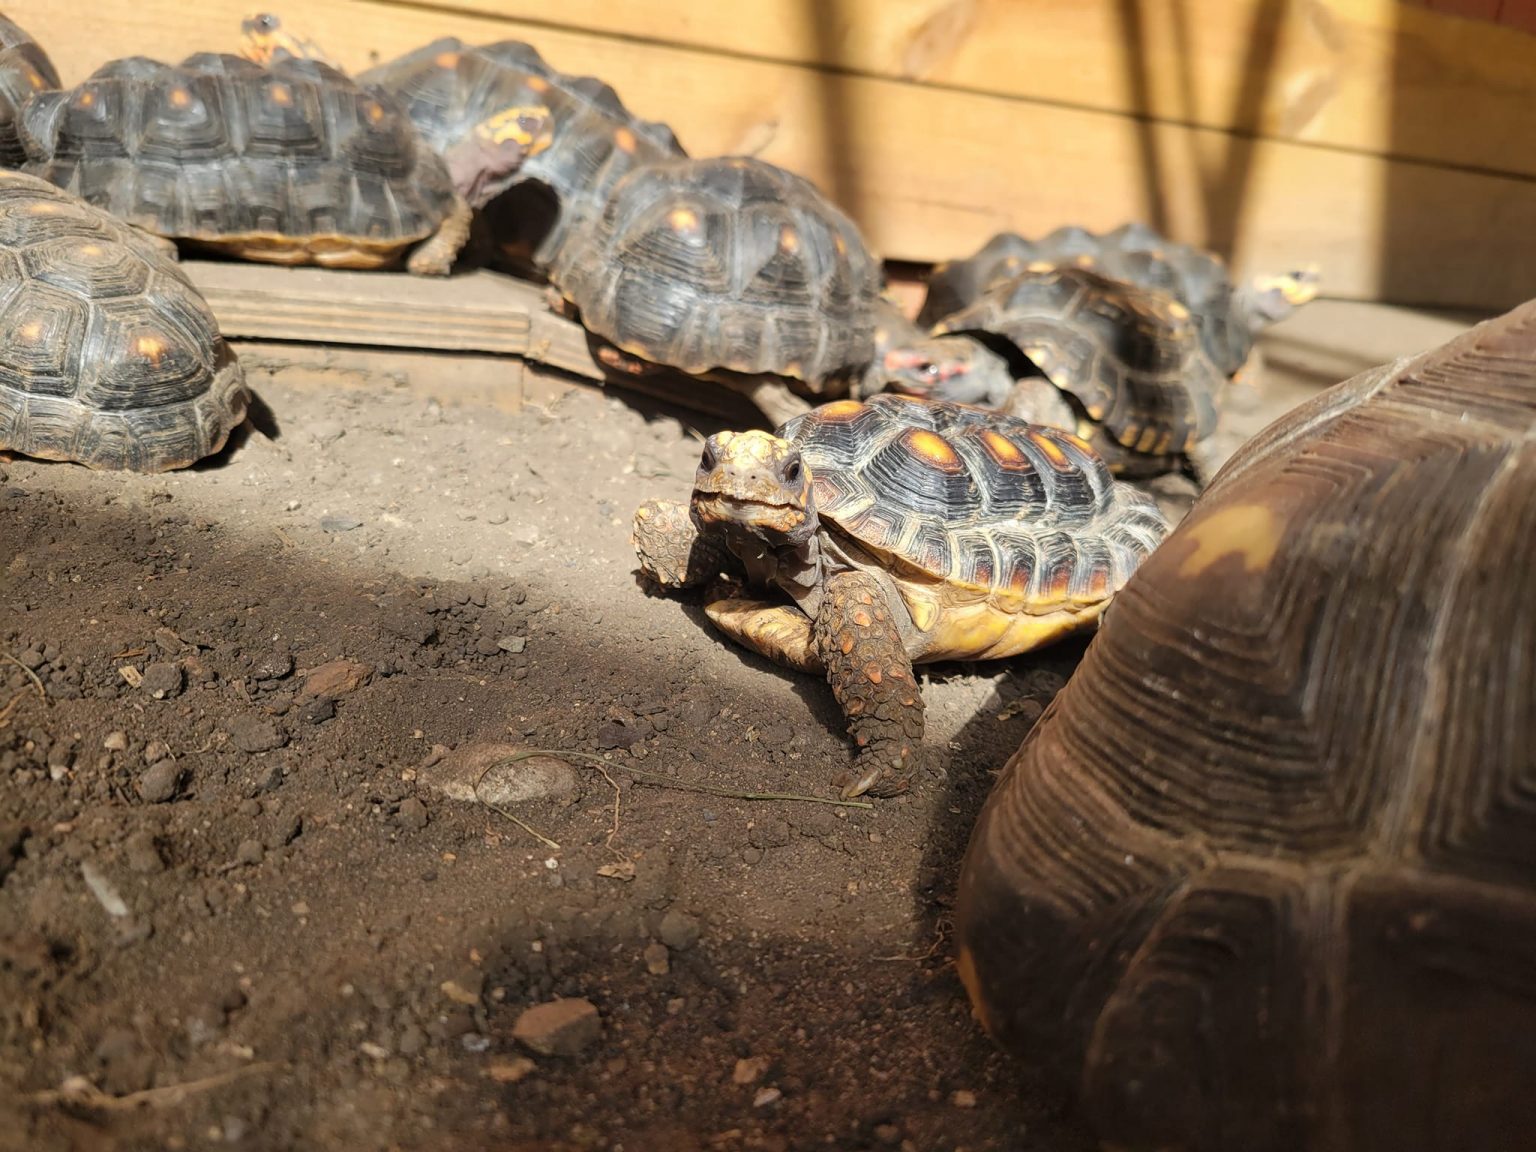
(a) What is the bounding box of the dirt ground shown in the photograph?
[0,295,1477,1152]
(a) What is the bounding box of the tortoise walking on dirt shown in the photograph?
[0,170,248,471]
[18,52,501,275]
[632,393,1168,798]
[955,297,1536,1150]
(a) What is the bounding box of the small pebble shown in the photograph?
[234,839,264,867]
[496,636,526,654]
[123,830,164,874]
[137,761,181,804]
[512,998,602,1056]
[642,942,670,976]
[658,909,701,952]
[226,715,286,754]
[950,1089,978,1108]
[141,662,183,699]
[102,730,128,752]
[486,1056,535,1083]
[396,797,429,831]
[320,514,363,532]
[733,1056,769,1085]
[17,649,44,671]
[143,740,170,765]
[752,1087,782,1109]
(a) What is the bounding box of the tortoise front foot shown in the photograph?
[812,569,924,799]
[632,498,736,589]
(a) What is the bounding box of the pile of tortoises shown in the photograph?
[3,10,1533,1150]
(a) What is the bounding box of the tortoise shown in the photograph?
[15,52,532,276]
[631,392,1169,798]
[354,35,686,276]
[552,154,886,426]
[0,12,57,169]
[916,222,1320,381]
[876,263,1228,480]
[0,170,248,471]
[953,297,1536,1150]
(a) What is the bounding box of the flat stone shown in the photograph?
[298,659,372,700]
[141,662,183,699]
[658,909,701,952]
[137,761,182,804]
[511,998,601,1057]
[226,715,286,754]
[419,743,578,808]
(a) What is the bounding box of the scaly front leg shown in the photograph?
[631,498,737,589]
[812,570,925,798]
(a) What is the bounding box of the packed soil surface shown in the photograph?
[0,297,1472,1152]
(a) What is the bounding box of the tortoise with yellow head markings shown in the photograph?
[632,393,1168,798]
[0,170,248,471]
[554,154,885,427]
[917,222,1320,381]
[955,297,1536,1151]
[355,36,683,276]
[17,52,517,276]
[0,12,58,168]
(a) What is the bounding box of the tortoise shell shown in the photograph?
[359,37,685,272]
[934,264,1224,476]
[18,53,460,268]
[921,223,1263,377]
[0,12,57,169]
[552,155,882,386]
[954,299,1536,1150]
[777,394,1167,656]
[0,170,248,471]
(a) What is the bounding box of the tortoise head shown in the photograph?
[1243,266,1321,328]
[240,13,334,68]
[880,335,1015,410]
[444,105,557,208]
[690,430,818,549]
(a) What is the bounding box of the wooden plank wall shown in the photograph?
[12,0,1536,312]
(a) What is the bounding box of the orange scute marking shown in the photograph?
[816,400,865,421]
[906,429,961,469]
[18,320,43,342]
[779,225,799,253]
[526,75,551,93]
[668,207,700,232]
[75,91,96,108]
[613,127,636,153]
[433,51,461,69]
[1027,431,1069,466]
[134,335,165,359]
[78,243,102,257]
[269,83,293,106]
[980,429,1025,465]
[365,100,385,123]
[839,632,855,655]
[28,202,59,214]
[852,609,872,627]
[863,663,883,685]
[168,87,192,109]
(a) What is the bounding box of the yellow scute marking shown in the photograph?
[907,429,960,468]
[1176,503,1283,577]
[668,207,699,232]
[613,126,636,153]
[433,51,461,69]
[269,83,292,106]
[134,335,165,359]
[1026,431,1068,466]
[168,87,192,109]
[525,75,551,93]
[980,429,1024,465]
[816,399,865,421]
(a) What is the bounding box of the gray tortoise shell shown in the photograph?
[0,171,247,471]
[552,156,883,385]
[0,12,58,169]
[19,53,457,247]
[778,393,1167,598]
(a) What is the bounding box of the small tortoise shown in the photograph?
[878,264,1227,480]
[553,155,885,426]
[355,36,685,276]
[0,170,248,471]
[17,52,510,275]
[0,12,57,168]
[955,298,1536,1150]
[632,393,1168,798]
[917,222,1319,380]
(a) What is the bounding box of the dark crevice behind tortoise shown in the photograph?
[878,264,1227,480]
[18,53,477,275]
[552,155,885,427]
[632,393,1168,798]
[955,297,1536,1151]
[354,36,687,278]
[0,170,248,471]
[917,222,1319,381]
[0,12,57,168]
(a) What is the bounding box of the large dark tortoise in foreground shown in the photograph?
[955,296,1536,1151]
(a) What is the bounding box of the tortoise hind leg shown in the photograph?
[407,194,473,277]
[811,569,924,799]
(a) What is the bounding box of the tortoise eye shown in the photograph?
[920,362,939,378]
[783,457,802,484]
[517,114,541,132]
[700,443,718,470]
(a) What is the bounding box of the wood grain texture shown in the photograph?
[955,297,1536,1150]
[13,0,1536,309]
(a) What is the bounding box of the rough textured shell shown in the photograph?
[777,394,1167,601]
[0,171,248,471]
[920,223,1255,376]
[18,53,456,246]
[551,156,881,384]
[938,264,1222,469]
[0,12,58,168]
[360,37,684,267]
[955,300,1536,1152]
